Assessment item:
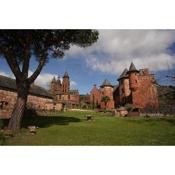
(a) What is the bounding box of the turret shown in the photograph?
[55,76,62,93]
[128,62,139,91]
[100,79,114,109]
[50,76,57,96]
[118,68,130,97]
[62,71,70,93]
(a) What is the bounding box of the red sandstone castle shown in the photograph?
[90,62,159,111]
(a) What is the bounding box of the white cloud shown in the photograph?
[66,30,175,75]
[28,70,57,88]
[0,70,14,78]
[0,70,77,90]
[29,71,77,89]
[70,80,77,89]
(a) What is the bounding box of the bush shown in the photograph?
[0,130,5,145]
[0,119,3,129]
[24,108,38,118]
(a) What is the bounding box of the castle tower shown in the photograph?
[100,79,114,109]
[118,68,131,105]
[118,68,130,97]
[50,76,57,96]
[128,62,139,91]
[90,84,101,107]
[62,71,70,93]
[56,76,62,93]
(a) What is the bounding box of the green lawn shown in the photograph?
[1,111,175,145]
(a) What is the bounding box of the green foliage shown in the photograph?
[0,30,99,63]
[101,96,110,104]
[0,132,4,145]
[0,119,3,129]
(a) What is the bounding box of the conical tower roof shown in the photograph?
[63,71,69,78]
[118,68,128,80]
[51,76,56,83]
[128,62,139,72]
[57,76,61,84]
[100,79,113,88]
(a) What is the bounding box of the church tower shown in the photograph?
[62,71,70,93]
[56,76,62,93]
[50,76,57,96]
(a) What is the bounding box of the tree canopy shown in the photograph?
[0,30,99,83]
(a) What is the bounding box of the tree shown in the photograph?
[0,30,99,132]
[101,96,110,110]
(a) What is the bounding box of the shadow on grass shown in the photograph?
[124,117,175,126]
[21,115,81,128]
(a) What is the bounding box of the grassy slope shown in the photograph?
[2,111,175,145]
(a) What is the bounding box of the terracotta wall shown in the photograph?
[90,85,101,105]
[132,74,159,110]
[100,86,114,109]
[0,89,54,118]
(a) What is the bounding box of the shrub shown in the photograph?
[0,130,5,145]
[24,108,38,118]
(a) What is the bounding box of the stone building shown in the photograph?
[50,72,80,109]
[90,80,115,109]
[90,62,159,111]
[0,72,80,118]
[0,75,53,118]
[114,62,159,111]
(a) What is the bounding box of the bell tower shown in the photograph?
[62,71,70,93]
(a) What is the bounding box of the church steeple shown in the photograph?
[63,71,69,78]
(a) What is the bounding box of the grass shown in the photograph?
[1,111,175,145]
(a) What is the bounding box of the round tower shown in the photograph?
[100,79,114,109]
[128,62,139,91]
[118,68,130,97]
[62,71,70,93]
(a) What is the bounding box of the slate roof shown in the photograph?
[128,62,138,72]
[0,75,53,99]
[118,68,128,80]
[100,79,113,87]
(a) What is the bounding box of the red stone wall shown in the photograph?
[0,89,17,118]
[114,68,159,111]
[90,85,101,105]
[129,72,139,91]
[62,77,70,93]
[132,74,159,110]
[100,86,114,109]
[118,78,131,105]
[0,89,54,118]
[27,95,53,110]
[56,93,79,104]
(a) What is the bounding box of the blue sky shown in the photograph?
[0,30,175,94]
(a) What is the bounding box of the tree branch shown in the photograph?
[5,55,22,80]
[27,56,46,84]
[22,33,32,79]
[22,50,30,79]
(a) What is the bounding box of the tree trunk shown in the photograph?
[8,82,29,133]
